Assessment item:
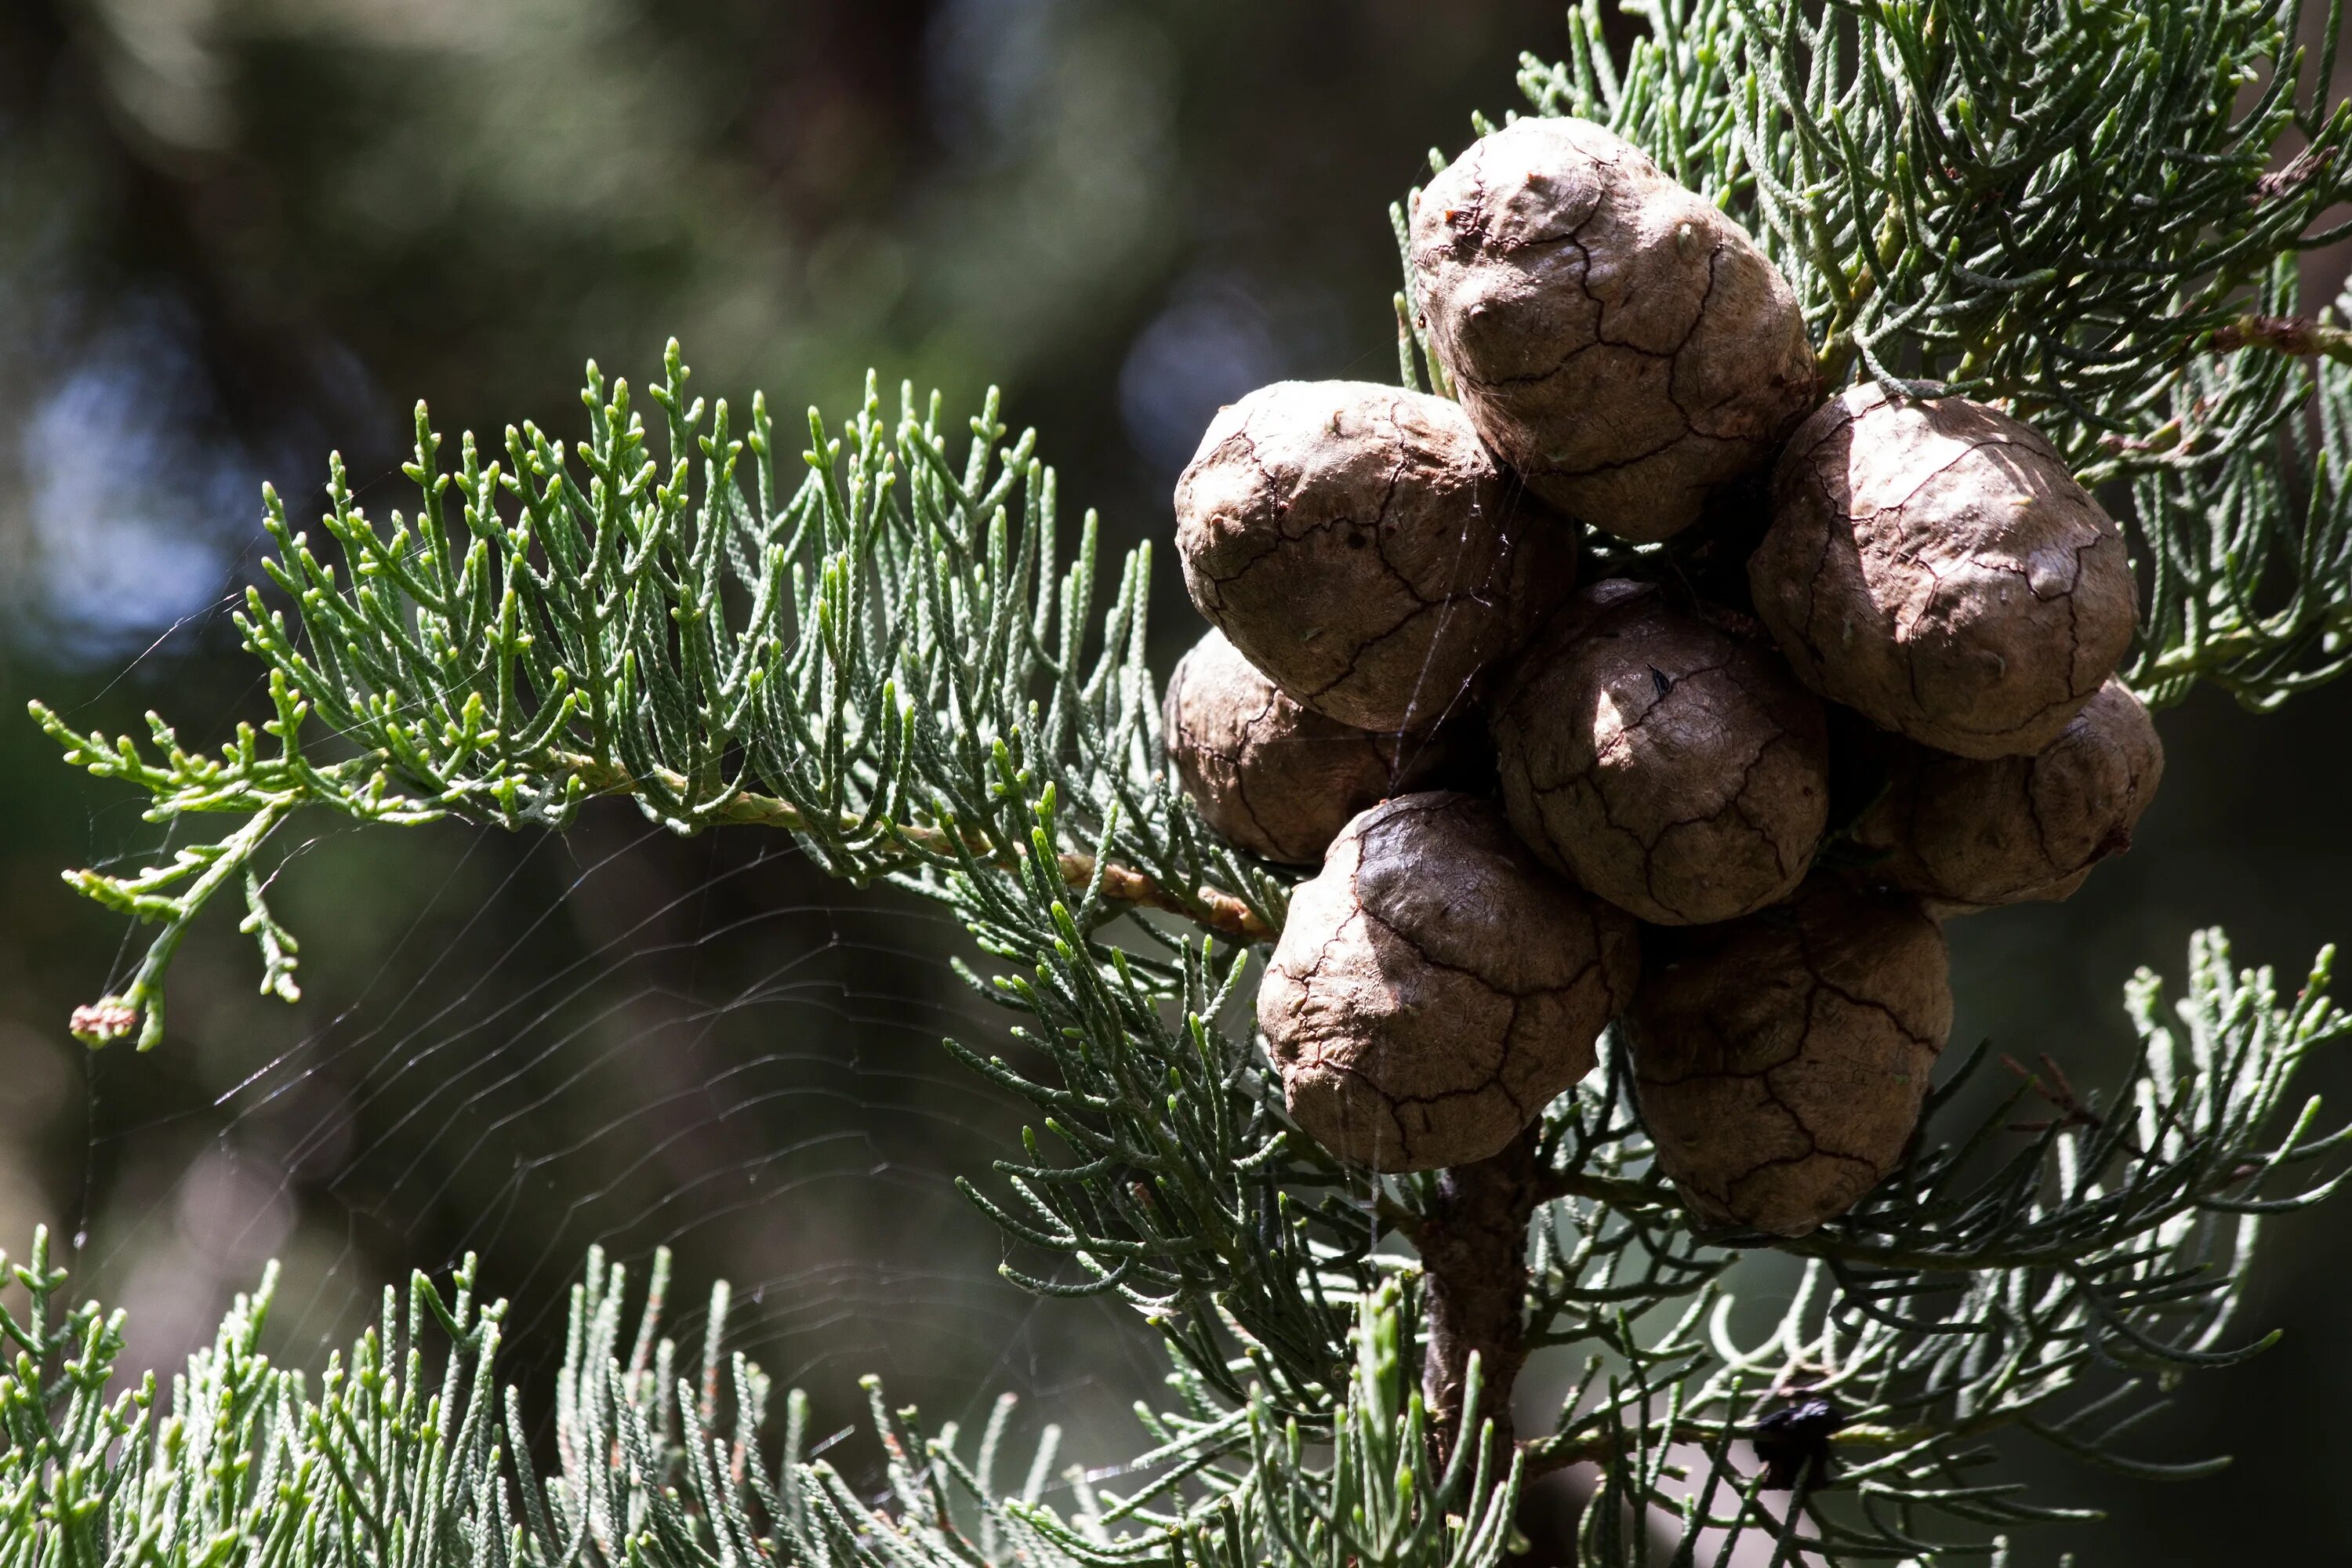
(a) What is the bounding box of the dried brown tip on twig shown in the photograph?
[1410,116,1817,543]
[1163,628,1452,866]
[1751,386,2136,759]
[1259,792,1639,1173]
[1627,880,1951,1236]
[1490,578,1829,925]
[1174,380,1575,734]
[1847,677,2164,913]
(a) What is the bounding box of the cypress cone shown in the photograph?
[1410,116,1817,543]
[1489,578,1829,925]
[1163,629,1452,866]
[1847,677,2164,913]
[1175,379,1573,734]
[1259,793,1639,1173]
[1626,880,1951,1236]
[1751,386,2136,759]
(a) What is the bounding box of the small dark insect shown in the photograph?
[1751,1397,1845,1490]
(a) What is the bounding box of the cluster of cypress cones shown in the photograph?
[1163,118,2160,1236]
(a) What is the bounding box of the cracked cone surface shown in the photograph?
[1163,629,1450,866]
[1410,116,1816,543]
[1751,385,2136,758]
[1627,880,1950,1236]
[1260,791,1639,1173]
[1849,677,2164,913]
[1490,579,1828,924]
[1175,381,1573,733]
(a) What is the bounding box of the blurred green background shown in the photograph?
[2,1,2350,1559]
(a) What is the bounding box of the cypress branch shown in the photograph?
[27,4,2352,1563]
[2209,311,2352,361]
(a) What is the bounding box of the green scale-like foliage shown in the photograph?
[0,1234,1515,1568]
[2,941,2343,1565]
[25,2,2352,1563]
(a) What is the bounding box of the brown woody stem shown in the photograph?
[559,753,1276,942]
[1521,1417,1980,1479]
[2207,313,2352,364]
[1421,1124,1543,1465]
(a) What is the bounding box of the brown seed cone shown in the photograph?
[1751,386,2137,759]
[1848,677,2164,913]
[1410,116,1817,543]
[1626,881,1951,1236]
[1175,380,1573,733]
[1490,579,1829,925]
[1260,792,1639,1173]
[1163,629,1454,866]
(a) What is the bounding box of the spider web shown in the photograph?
[53,734,1168,1486]
[13,325,1540,1512]
[23,379,1679,1519]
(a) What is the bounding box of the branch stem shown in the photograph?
[1519,1416,1993,1479]
[1421,1126,1543,1465]
[559,754,1276,942]
[2207,313,2352,363]
[1538,1167,1677,1212]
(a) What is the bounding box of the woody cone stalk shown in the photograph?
[1419,1125,1544,1462]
